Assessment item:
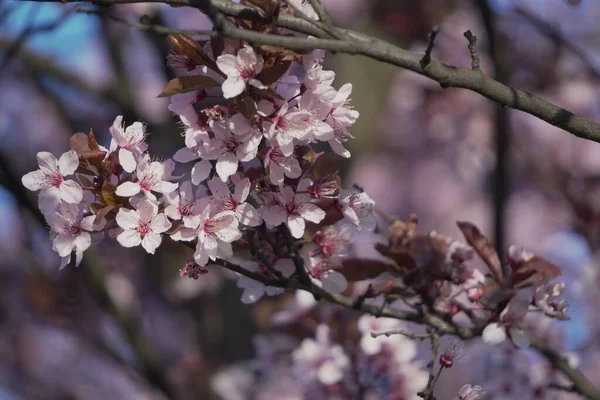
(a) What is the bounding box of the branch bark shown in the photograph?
[23,0,600,143]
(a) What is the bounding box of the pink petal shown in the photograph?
[216,153,239,182]
[58,150,79,176]
[191,159,212,185]
[118,148,137,173]
[150,214,172,234]
[59,180,83,204]
[286,215,305,238]
[141,233,162,254]
[117,230,142,248]
[221,77,246,99]
[262,205,286,227]
[216,54,239,77]
[116,208,141,230]
[116,181,141,197]
[22,170,48,191]
[236,203,261,226]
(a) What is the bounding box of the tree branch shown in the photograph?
[23,0,600,144]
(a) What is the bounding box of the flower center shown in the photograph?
[240,66,256,80]
[136,221,151,238]
[180,201,194,216]
[274,116,289,131]
[222,137,239,154]
[68,222,82,237]
[48,172,64,188]
[221,196,238,211]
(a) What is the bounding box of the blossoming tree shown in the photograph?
[16,0,600,399]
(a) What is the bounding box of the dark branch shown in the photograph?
[463,30,480,70]
[420,25,440,69]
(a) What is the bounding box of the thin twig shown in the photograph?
[463,30,480,70]
[370,329,432,340]
[420,25,440,69]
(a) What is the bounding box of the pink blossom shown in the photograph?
[208,177,262,226]
[301,243,348,293]
[534,281,569,320]
[172,146,213,185]
[338,188,376,230]
[303,56,336,105]
[266,103,312,156]
[115,199,172,254]
[115,157,178,200]
[22,150,83,214]
[482,290,532,347]
[453,384,486,400]
[298,91,334,141]
[211,119,261,181]
[236,259,295,303]
[262,180,326,238]
[46,203,96,270]
[108,115,148,173]
[327,84,358,158]
[216,45,266,99]
[265,146,302,186]
[164,181,207,228]
[174,203,242,266]
[292,325,350,385]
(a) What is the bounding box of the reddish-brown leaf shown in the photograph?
[339,258,393,282]
[511,256,561,289]
[158,75,220,98]
[456,221,504,284]
[257,58,292,86]
[167,34,221,74]
[69,129,106,167]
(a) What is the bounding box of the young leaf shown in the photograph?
[456,221,504,284]
[158,75,220,98]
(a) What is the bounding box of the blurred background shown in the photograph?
[2,0,600,398]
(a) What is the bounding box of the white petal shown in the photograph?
[59,180,83,204]
[116,208,141,230]
[286,215,305,238]
[236,203,261,226]
[274,258,295,277]
[116,181,141,197]
[317,361,343,385]
[170,227,197,241]
[216,54,239,77]
[221,77,246,99]
[151,214,172,234]
[58,150,79,176]
[53,235,75,257]
[216,153,239,182]
[73,231,92,253]
[191,160,212,185]
[173,147,199,163]
[22,170,48,191]
[241,286,265,304]
[329,139,351,158]
[36,151,58,172]
[233,178,251,202]
[38,188,61,214]
[482,323,507,345]
[141,233,162,254]
[152,181,178,194]
[262,205,286,227]
[321,271,347,293]
[118,148,137,173]
[137,200,157,222]
[117,230,142,248]
[510,328,530,348]
[207,177,230,197]
[299,203,325,224]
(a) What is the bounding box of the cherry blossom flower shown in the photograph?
[301,243,348,293]
[115,199,172,254]
[236,259,295,303]
[115,157,178,200]
[292,325,350,385]
[262,180,325,238]
[338,188,376,230]
[208,177,261,226]
[174,203,242,266]
[298,91,334,141]
[264,145,302,186]
[325,84,358,158]
[172,146,213,185]
[216,45,266,99]
[46,203,96,270]
[211,121,261,181]
[164,181,207,228]
[303,55,336,105]
[266,103,312,156]
[534,281,568,320]
[440,339,464,368]
[22,150,83,214]
[453,384,486,400]
[108,115,148,173]
[482,290,532,347]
